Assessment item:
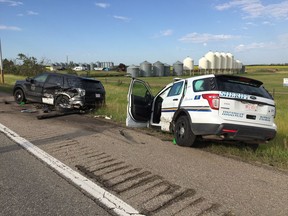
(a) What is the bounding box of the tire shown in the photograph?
[55,95,70,112]
[14,89,26,104]
[174,115,196,147]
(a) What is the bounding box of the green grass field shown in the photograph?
[1,65,288,170]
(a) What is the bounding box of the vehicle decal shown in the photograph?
[162,106,211,113]
[221,111,244,118]
[194,95,201,100]
[220,91,249,100]
[259,116,271,122]
[42,93,54,105]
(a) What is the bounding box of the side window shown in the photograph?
[167,81,184,97]
[46,75,63,86]
[132,81,150,97]
[193,78,213,92]
[67,78,80,88]
[34,73,49,83]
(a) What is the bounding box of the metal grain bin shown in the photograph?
[173,61,183,76]
[153,61,164,76]
[140,61,152,77]
[164,64,171,76]
[127,65,140,78]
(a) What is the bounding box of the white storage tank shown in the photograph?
[140,61,152,77]
[183,56,194,71]
[215,52,222,70]
[173,61,183,76]
[205,51,218,70]
[199,57,210,70]
[153,61,164,76]
[127,65,140,78]
[236,60,242,69]
[220,52,227,70]
[226,53,234,70]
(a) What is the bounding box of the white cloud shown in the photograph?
[95,2,110,8]
[27,10,39,15]
[215,0,288,19]
[0,25,21,31]
[0,0,23,6]
[153,29,173,38]
[179,32,239,43]
[113,15,130,22]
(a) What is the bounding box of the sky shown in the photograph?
[1,0,288,66]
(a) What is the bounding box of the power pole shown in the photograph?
[0,39,4,84]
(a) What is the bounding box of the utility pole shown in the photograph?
[0,38,4,84]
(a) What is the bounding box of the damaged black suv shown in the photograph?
[13,72,106,110]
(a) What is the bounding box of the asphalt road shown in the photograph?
[0,132,112,216]
[1,94,288,216]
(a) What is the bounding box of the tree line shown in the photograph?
[3,53,46,77]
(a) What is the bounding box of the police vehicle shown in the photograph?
[126,74,277,148]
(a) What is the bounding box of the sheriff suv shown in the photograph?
[13,72,105,111]
[126,74,277,148]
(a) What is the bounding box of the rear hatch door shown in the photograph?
[216,75,275,126]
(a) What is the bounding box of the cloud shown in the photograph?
[0,25,21,31]
[215,0,288,19]
[113,15,130,22]
[0,0,23,6]
[153,29,173,38]
[179,32,239,43]
[95,2,110,8]
[27,10,39,15]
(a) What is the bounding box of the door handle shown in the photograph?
[173,98,178,101]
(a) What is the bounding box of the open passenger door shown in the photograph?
[126,78,154,127]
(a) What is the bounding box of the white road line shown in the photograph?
[0,123,144,216]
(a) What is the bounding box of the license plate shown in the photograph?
[95,93,101,98]
[245,104,257,111]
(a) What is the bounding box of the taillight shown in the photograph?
[202,94,220,110]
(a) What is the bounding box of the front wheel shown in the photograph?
[14,89,26,104]
[174,116,196,147]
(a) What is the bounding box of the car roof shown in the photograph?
[41,72,101,82]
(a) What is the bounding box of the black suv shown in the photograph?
[13,72,106,110]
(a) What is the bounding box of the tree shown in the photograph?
[118,63,126,72]
[16,53,46,76]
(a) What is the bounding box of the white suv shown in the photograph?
[126,74,277,147]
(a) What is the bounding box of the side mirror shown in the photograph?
[26,77,34,83]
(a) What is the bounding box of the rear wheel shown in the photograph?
[55,95,70,112]
[14,89,26,104]
[174,115,196,147]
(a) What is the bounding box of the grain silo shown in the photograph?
[153,61,164,76]
[140,61,152,77]
[90,63,94,71]
[173,61,183,76]
[127,65,140,78]
[220,52,227,71]
[226,53,234,72]
[205,51,218,71]
[215,52,222,71]
[183,56,194,71]
[164,64,171,76]
[199,57,210,74]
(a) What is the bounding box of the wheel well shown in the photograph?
[171,109,192,132]
[54,94,70,105]
[13,87,26,98]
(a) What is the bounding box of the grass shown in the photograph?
[1,66,288,170]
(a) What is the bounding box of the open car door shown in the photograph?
[126,78,154,127]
